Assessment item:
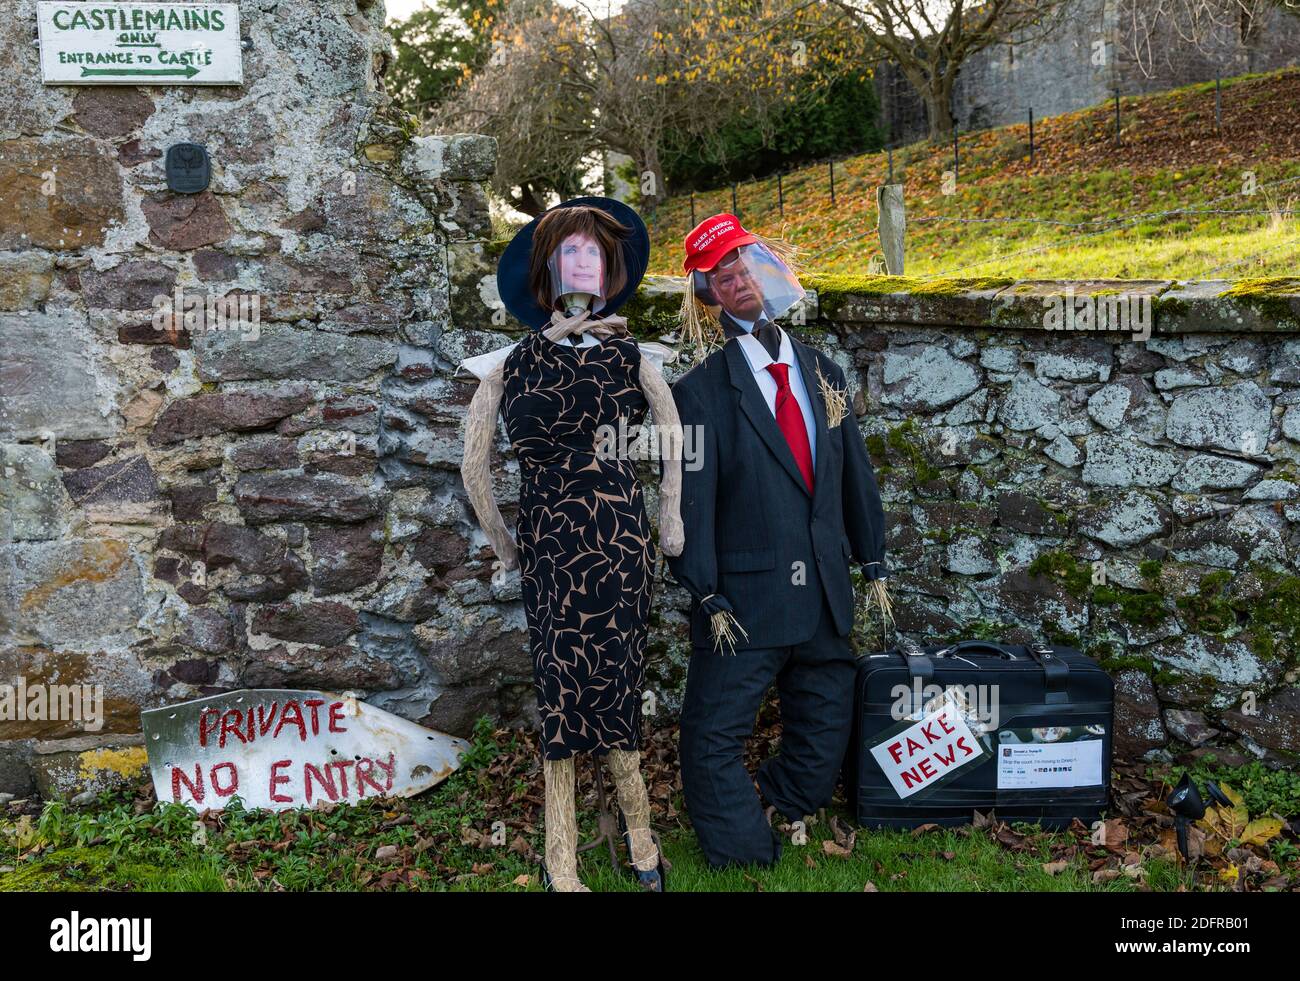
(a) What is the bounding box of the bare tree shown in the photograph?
[832,0,1073,142]
[1117,0,1299,78]
[434,3,599,214]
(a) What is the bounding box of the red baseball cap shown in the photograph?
[682,213,760,273]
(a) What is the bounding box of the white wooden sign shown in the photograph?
[37,2,243,86]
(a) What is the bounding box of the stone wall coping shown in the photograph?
[635,274,1300,336]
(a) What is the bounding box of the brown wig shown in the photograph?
[528,205,631,313]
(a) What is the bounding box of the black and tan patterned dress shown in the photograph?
[500,330,655,760]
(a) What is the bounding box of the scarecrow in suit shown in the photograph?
[668,214,889,868]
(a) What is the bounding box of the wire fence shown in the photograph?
[645,75,1300,282]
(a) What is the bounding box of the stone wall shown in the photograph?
[0,0,507,800]
[795,277,1300,768]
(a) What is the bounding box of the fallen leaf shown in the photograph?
[823,839,854,859]
[1240,818,1285,847]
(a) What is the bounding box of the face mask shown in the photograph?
[692,243,803,333]
[547,233,607,315]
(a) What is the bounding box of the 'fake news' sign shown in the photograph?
[37,2,243,85]
[869,695,986,799]
[142,690,471,812]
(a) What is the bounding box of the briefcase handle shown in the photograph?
[931,641,1072,702]
[933,640,1018,659]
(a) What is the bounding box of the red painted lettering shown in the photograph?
[936,711,955,735]
[210,761,239,797]
[330,759,354,798]
[274,701,307,741]
[375,753,395,792]
[172,763,205,803]
[957,735,974,756]
[219,709,247,748]
[356,758,387,798]
[905,736,925,757]
[304,699,325,736]
[198,708,221,748]
[918,758,938,779]
[257,702,279,737]
[270,759,293,803]
[328,702,346,733]
[304,763,337,804]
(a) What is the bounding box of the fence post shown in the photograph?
[1215,72,1222,134]
[887,144,894,183]
[1114,89,1121,145]
[877,183,905,275]
[731,182,738,218]
[953,128,959,182]
[777,172,784,217]
[1028,107,1034,164]
[829,161,835,204]
[690,192,696,227]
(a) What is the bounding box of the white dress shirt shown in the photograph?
[734,323,818,465]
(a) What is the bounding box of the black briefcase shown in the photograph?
[843,640,1114,829]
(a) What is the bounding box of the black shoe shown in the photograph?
[538,860,589,892]
[617,809,666,892]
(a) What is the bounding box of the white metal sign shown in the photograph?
[142,690,472,812]
[37,2,243,86]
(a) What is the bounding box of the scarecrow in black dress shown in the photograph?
[459,198,683,891]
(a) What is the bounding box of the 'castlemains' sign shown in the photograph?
[37,2,243,85]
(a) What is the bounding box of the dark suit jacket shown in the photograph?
[668,334,887,650]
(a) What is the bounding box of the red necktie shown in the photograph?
[765,362,814,493]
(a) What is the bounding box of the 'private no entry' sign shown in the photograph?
[142,690,472,812]
[37,2,243,85]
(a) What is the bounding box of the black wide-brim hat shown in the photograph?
[497,196,650,330]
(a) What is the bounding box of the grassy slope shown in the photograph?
[644,69,1300,281]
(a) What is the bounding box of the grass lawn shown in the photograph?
[3,720,1294,892]
[642,69,1300,281]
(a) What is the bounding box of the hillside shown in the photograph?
[643,68,1300,280]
